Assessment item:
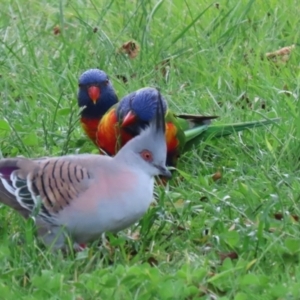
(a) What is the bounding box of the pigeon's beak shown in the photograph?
[122,110,137,127]
[158,166,172,179]
[88,86,100,104]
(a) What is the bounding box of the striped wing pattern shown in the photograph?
[0,158,92,224]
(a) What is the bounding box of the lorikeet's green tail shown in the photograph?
[183,117,280,151]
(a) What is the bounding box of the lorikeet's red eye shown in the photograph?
[140,150,153,162]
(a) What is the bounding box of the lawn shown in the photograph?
[1,0,300,299]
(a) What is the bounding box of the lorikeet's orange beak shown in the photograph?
[122,111,137,127]
[88,86,100,104]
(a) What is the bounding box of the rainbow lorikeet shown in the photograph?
[92,87,278,167]
[78,71,274,166]
[96,88,217,166]
[77,69,118,145]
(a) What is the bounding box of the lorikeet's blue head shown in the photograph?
[77,69,118,119]
[117,87,168,129]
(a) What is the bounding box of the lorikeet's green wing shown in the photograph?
[183,117,280,152]
[164,112,218,166]
[175,113,219,142]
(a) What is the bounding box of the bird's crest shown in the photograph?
[154,88,166,135]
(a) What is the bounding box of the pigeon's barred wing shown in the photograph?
[0,157,92,223]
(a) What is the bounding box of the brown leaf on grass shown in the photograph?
[266,45,295,63]
[212,171,222,181]
[53,25,60,35]
[219,251,238,262]
[119,40,140,59]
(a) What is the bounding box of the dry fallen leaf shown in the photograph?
[212,171,222,181]
[219,251,238,262]
[53,25,60,35]
[266,45,295,63]
[119,40,140,59]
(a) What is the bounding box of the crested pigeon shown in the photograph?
[0,89,171,251]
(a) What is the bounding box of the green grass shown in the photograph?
[1,0,300,298]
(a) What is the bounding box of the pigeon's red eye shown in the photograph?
[140,150,153,162]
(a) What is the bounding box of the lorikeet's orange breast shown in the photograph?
[96,109,135,156]
[80,118,100,145]
[165,122,180,167]
[96,109,120,156]
[165,122,179,152]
